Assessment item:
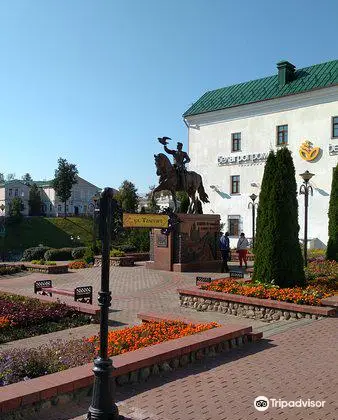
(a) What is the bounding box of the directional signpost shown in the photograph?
[123,213,169,229]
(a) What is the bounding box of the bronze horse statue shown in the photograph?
[152,153,209,214]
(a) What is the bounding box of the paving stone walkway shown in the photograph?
[0,264,309,351]
[40,317,337,420]
[1,265,337,419]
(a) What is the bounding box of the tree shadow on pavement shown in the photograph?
[116,338,276,401]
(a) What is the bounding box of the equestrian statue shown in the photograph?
[152,137,209,214]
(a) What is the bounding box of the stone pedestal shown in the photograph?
[146,214,222,272]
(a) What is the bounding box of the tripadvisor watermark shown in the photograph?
[254,396,326,412]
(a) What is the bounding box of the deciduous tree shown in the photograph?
[28,183,43,216]
[52,158,78,218]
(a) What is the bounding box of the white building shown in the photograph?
[0,175,102,217]
[183,59,338,247]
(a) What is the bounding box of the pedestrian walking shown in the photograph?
[220,231,230,273]
[236,232,249,269]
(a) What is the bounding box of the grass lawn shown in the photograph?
[4,217,93,251]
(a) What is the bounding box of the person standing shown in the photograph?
[220,231,230,273]
[237,232,249,269]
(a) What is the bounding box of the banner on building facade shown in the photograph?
[218,152,268,166]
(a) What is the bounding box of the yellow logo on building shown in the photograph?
[299,141,320,161]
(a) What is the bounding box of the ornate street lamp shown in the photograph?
[248,193,258,248]
[0,204,6,261]
[299,171,314,267]
[87,188,120,420]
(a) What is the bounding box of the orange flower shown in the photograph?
[86,320,220,357]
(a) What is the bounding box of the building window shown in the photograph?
[8,189,12,197]
[57,205,62,212]
[277,124,288,145]
[231,133,241,152]
[332,116,338,138]
[49,204,52,212]
[14,188,18,197]
[231,175,240,194]
[228,216,240,237]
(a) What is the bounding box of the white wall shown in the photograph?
[186,87,338,246]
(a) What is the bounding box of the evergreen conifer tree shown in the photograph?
[271,148,304,287]
[326,164,338,261]
[253,151,276,282]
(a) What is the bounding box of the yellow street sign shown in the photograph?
[123,213,169,228]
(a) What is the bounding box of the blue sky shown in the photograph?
[0,0,337,194]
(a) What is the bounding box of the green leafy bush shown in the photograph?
[22,246,51,261]
[71,247,87,259]
[31,260,57,266]
[83,248,95,264]
[0,266,22,275]
[44,248,73,261]
[31,259,44,265]
[116,244,137,253]
[110,249,125,257]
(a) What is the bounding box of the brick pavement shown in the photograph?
[0,265,308,352]
[36,317,337,420]
[1,265,337,419]
[0,265,266,329]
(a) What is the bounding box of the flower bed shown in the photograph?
[24,263,68,274]
[88,320,220,356]
[68,260,88,269]
[0,293,91,344]
[0,314,257,418]
[178,285,336,322]
[200,279,333,306]
[305,260,338,291]
[0,320,219,386]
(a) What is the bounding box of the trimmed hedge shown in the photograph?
[116,244,137,253]
[21,246,51,261]
[0,265,22,275]
[44,247,73,261]
[71,247,87,259]
[110,249,125,257]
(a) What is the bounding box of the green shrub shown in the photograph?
[44,248,73,261]
[31,259,45,265]
[0,265,22,275]
[71,247,87,259]
[116,244,137,253]
[83,248,95,264]
[110,249,125,257]
[22,246,51,261]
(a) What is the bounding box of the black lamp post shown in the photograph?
[87,188,120,420]
[299,170,314,267]
[0,204,5,262]
[248,193,258,248]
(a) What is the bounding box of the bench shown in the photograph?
[34,280,93,305]
[195,276,212,285]
[229,271,244,279]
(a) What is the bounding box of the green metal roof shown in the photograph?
[183,59,338,117]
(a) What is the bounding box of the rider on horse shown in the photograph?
[158,137,190,190]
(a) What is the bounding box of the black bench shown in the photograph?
[34,280,93,304]
[229,271,244,279]
[196,276,212,285]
